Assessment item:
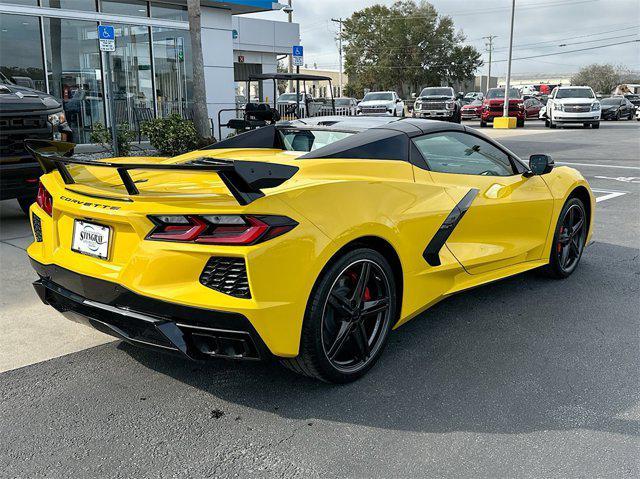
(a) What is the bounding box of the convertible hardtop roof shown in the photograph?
[248,73,333,82]
[207,116,470,162]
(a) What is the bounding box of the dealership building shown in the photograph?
[0,0,300,142]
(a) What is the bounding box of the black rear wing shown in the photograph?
[24,139,298,205]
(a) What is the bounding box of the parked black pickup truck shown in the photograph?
[1,72,72,213]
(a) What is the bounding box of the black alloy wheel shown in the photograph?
[282,248,397,383]
[320,259,392,374]
[543,197,588,278]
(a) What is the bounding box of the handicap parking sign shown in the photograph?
[292,45,304,66]
[98,25,115,40]
[98,25,115,51]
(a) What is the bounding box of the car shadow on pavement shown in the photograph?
[122,241,640,438]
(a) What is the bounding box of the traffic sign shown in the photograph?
[292,45,304,66]
[98,25,115,52]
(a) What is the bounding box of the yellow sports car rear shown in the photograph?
[26,117,594,383]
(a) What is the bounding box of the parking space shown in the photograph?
[0,121,638,478]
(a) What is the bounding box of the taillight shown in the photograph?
[147,215,297,245]
[36,182,53,216]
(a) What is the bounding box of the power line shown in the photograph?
[325,39,639,70]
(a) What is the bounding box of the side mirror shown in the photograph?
[456,92,464,100]
[396,98,401,103]
[528,154,554,175]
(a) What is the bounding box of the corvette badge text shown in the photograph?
[60,195,120,210]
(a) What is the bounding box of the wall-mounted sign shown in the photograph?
[238,55,245,63]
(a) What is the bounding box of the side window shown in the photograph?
[413,132,515,177]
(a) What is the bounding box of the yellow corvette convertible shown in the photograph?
[26,117,594,383]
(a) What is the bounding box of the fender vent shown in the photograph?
[32,212,43,242]
[199,257,251,299]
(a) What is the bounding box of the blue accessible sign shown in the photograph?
[292,45,304,66]
[98,25,115,52]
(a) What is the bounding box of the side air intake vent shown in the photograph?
[32,212,43,242]
[199,257,250,299]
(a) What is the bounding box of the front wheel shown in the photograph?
[592,122,600,129]
[281,248,397,383]
[542,197,588,279]
[516,117,525,128]
[480,120,487,128]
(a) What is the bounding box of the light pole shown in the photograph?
[284,1,293,93]
[502,0,516,119]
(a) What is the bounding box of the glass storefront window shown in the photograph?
[43,17,105,143]
[0,14,46,92]
[152,26,193,118]
[41,0,98,11]
[150,2,188,21]
[0,1,38,6]
[109,24,153,128]
[101,0,149,17]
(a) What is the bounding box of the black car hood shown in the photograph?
[0,83,62,113]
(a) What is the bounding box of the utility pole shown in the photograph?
[483,35,497,93]
[503,0,516,118]
[331,18,343,97]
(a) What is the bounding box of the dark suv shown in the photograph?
[0,72,72,213]
[412,87,461,123]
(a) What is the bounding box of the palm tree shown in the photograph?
[186,0,211,139]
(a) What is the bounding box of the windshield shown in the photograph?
[277,93,302,102]
[335,98,352,106]
[420,87,453,97]
[0,71,11,85]
[601,98,622,105]
[362,92,393,101]
[486,88,521,99]
[555,88,594,99]
[465,99,483,106]
[279,129,354,152]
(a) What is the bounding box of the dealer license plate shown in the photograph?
[71,220,111,260]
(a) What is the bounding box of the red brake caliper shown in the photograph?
[557,227,564,252]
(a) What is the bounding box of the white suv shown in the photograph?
[357,91,405,117]
[546,86,600,129]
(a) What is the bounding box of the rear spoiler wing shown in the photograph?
[24,139,298,205]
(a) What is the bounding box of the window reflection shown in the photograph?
[150,2,188,21]
[152,27,193,118]
[0,14,45,91]
[101,0,148,17]
[41,0,97,11]
[108,24,154,129]
[43,17,105,144]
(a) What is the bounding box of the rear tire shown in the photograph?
[541,197,588,279]
[517,117,525,128]
[480,120,487,128]
[592,122,600,129]
[281,248,397,383]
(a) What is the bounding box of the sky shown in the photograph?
[246,0,640,79]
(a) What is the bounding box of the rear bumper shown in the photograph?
[31,260,269,361]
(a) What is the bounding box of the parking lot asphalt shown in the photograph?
[1,120,638,478]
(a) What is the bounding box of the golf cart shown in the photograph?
[217,72,336,139]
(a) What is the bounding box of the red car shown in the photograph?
[480,88,525,127]
[523,97,544,119]
[461,99,483,120]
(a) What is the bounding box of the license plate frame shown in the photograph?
[71,219,111,260]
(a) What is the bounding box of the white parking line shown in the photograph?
[557,161,640,170]
[591,189,629,203]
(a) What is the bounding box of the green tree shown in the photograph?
[571,64,625,95]
[342,0,482,97]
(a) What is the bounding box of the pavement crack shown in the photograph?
[0,240,27,252]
